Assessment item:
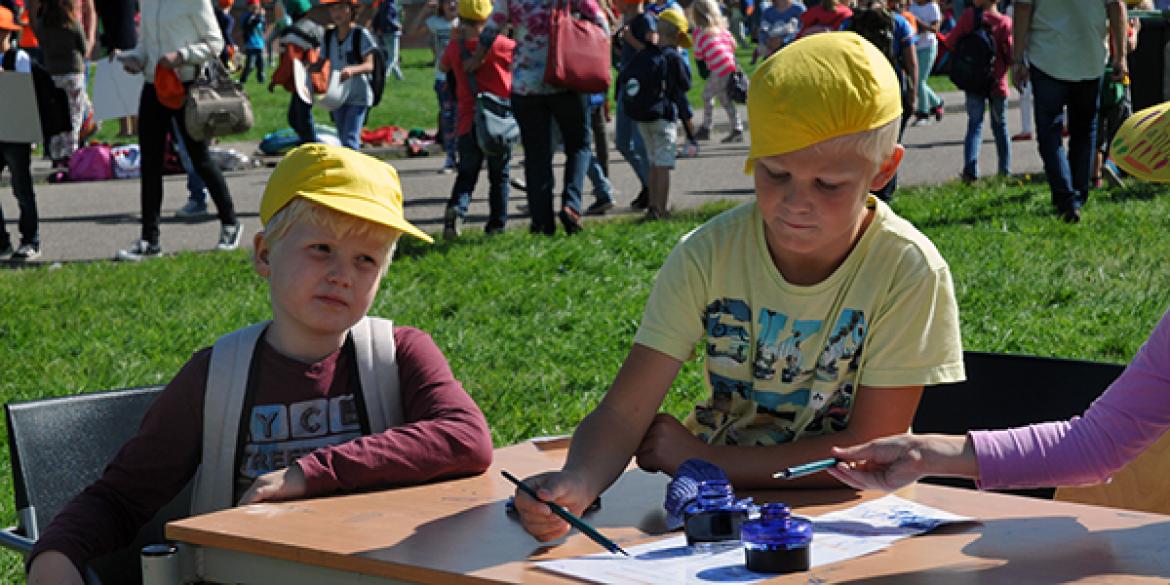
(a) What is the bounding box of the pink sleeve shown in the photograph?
[971,310,1170,490]
[297,327,494,494]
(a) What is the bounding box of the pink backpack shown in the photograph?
[68,144,114,182]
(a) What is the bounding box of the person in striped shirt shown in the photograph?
[691,0,744,143]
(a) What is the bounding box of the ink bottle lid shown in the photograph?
[683,480,753,548]
[741,503,812,574]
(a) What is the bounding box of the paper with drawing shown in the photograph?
[536,495,973,584]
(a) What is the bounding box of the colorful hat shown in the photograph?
[458,0,492,20]
[745,31,902,173]
[261,144,434,243]
[1112,101,1170,183]
[0,7,20,31]
[657,6,692,49]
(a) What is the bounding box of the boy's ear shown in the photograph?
[869,145,905,192]
[253,231,272,278]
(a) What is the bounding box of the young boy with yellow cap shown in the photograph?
[26,144,493,584]
[438,0,515,238]
[512,32,964,543]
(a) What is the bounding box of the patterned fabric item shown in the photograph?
[480,0,607,96]
[694,27,737,78]
[49,73,89,161]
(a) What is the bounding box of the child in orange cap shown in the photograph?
[27,144,493,584]
[512,32,964,543]
[0,6,42,261]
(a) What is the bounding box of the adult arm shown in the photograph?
[80,0,96,59]
[1107,1,1128,81]
[171,2,226,67]
[1010,1,1032,89]
[290,327,494,496]
[26,352,208,579]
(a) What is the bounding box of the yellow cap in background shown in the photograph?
[261,144,433,243]
[657,7,692,49]
[745,32,902,173]
[458,0,493,21]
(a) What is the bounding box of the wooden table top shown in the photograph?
[167,441,1170,584]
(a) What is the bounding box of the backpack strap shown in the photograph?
[191,317,402,516]
[2,48,15,72]
[351,25,365,67]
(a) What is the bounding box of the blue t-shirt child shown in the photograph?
[244,12,267,51]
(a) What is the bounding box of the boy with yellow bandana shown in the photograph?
[513,32,965,543]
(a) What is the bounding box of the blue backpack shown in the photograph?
[948,8,996,95]
[617,45,669,122]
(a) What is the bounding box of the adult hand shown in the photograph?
[827,433,975,492]
[157,51,184,69]
[634,412,709,476]
[1112,58,1128,83]
[1011,62,1029,92]
[237,463,308,505]
[512,470,596,542]
[27,551,84,585]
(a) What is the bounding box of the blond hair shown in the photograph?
[808,118,901,166]
[263,198,401,268]
[690,0,726,32]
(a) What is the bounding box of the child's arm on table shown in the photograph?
[514,343,682,542]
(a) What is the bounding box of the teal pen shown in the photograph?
[501,470,629,556]
[773,457,840,479]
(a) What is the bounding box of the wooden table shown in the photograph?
[167,440,1170,584]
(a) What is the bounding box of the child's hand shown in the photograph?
[237,463,308,505]
[634,413,710,476]
[512,470,595,542]
[27,551,84,585]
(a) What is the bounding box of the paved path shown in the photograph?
[1,90,1044,265]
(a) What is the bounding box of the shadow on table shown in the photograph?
[831,515,1170,584]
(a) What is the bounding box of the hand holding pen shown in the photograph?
[503,470,628,555]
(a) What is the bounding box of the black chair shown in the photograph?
[912,351,1126,499]
[4,386,192,585]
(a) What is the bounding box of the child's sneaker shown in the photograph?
[116,240,162,261]
[443,207,463,240]
[1103,159,1125,188]
[558,207,583,235]
[585,198,615,215]
[217,223,243,251]
[694,127,711,141]
[11,243,41,261]
[630,187,649,210]
[175,198,210,218]
[721,130,744,143]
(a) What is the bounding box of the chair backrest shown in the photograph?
[1055,430,1170,515]
[5,386,193,585]
[912,351,1126,499]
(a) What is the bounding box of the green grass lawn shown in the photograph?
[2,177,1170,578]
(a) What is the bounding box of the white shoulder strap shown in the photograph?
[350,316,404,431]
[191,321,269,516]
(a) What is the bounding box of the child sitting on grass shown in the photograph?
[27,144,494,584]
[513,32,965,542]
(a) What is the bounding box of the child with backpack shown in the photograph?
[322,0,379,151]
[617,5,692,220]
[691,0,743,143]
[372,0,405,80]
[240,0,266,83]
[944,0,1011,182]
[0,6,41,260]
[439,0,515,238]
[25,144,494,584]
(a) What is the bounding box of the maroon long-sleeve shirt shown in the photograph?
[30,326,494,575]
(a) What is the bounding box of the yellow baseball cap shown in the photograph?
[458,0,492,21]
[657,7,692,49]
[261,144,433,243]
[745,31,902,173]
[1112,101,1170,183]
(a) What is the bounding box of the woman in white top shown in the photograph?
[909,0,944,125]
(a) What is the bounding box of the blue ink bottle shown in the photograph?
[741,503,812,573]
[683,480,753,552]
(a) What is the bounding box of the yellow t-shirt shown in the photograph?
[634,197,965,447]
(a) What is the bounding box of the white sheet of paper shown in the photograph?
[536,495,974,585]
[92,59,143,121]
[0,73,42,142]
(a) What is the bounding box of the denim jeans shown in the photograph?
[512,91,590,234]
[331,104,368,151]
[288,94,318,145]
[173,119,208,205]
[962,92,1010,178]
[0,141,38,247]
[447,129,510,232]
[377,32,405,80]
[435,78,458,167]
[614,99,649,189]
[139,83,236,244]
[1030,65,1101,213]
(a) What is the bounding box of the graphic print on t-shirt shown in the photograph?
[689,298,869,446]
[240,395,362,481]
